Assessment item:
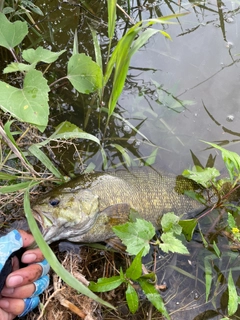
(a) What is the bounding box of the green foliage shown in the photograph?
[0,12,28,49]
[89,247,169,317]
[113,218,155,256]
[182,166,220,188]
[0,70,49,132]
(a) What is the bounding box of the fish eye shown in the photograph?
[49,199,60,207]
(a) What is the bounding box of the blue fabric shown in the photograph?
[0,230,23,271]
[18,297,40,317]
[31,275,49,297]
[0,230,50,317]
[37,259,50,277]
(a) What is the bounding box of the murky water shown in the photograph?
[2,0,240,319]
[28,0,240,175]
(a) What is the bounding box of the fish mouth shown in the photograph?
[32,208,53,230]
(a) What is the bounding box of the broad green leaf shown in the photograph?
[138,277,170,320]
[204,257,212,302]
[0,12,28,49]
[126,283,139,314]
[4,62,33,73]
[54,121,83,134]
[22,47,66,64]
[129,28,160,57]
[67,53,103,94]
[126,248,144,280]
[24,190,114,309]
[28,145,64,180]
[182,166,220,188]
[113,218,155,256]
[179,219,198,241]
[161,212,182,234]
[89,276,124,292]
[0,70,49,132]
[160,232,189,254]
[107,0,117,40]
[228,270,238,316]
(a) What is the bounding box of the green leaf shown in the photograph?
[28,145,64,180]
[0,181,40,194]
[111,143,132,167]
[228,270,238,316]
[54,121,83,134]
[161,212,182,234]
[4,62,34,73]
[107,0,117,40]
[126,283,139,314]
[202,141,240,182]
[160,232,189,254]
[24,190,114,309]
[145,148,158,166]
[213,241,221,258]
[0,12,28,49]
[182,166,220,188]
[228,212,236,229]
[179,219,198,241]
[67,53,103,94]
[113,218,155,256]
[22,47,66,64]
[0,70,49,132]
[138,277,170,319]
[126,248,144,280]
[0,172,18,180]
[204,257,212,302]
[89,276,124,292]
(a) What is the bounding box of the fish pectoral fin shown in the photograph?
[105,237,126,252]
[101,203,133,226]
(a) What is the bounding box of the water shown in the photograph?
[25,0,240,175]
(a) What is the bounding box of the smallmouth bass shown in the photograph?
[33,167,209,244]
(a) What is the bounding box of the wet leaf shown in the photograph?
[22,47,65,64]
[89,276,124,292]
[228,270,238,316]
[204,257,212,302]
[182,166,220,188]
[179,219,198,241]
[228,212,236,229]
[138,277,170,319]
[126,248,144,280]
[160,232,189,254]
[126,283,139,314]
[161,212,182,234]
[213,241,221,258]
[0,12,28,49]
[202,141,240,182]
[113,218,155,256]
[111,143,132,167]
[67,53,103,94]
[0,70,49,132]
[4,62,33,73]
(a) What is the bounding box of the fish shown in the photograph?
[33,167,209,244]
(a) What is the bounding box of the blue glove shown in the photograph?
[0,230,50,317]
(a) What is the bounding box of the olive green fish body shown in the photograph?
[33,167,205,244]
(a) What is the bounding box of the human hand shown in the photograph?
[0,230,49,319]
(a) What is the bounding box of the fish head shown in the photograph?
[32,187,99,244]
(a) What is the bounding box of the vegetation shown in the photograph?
[0,1,240,319]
